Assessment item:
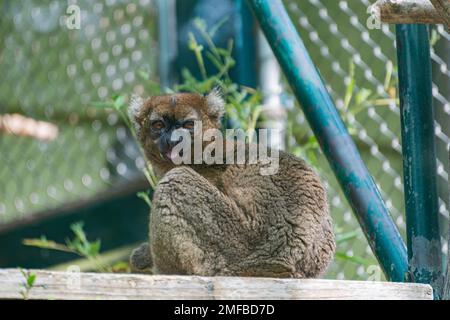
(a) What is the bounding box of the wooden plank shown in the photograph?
[0,269,433,300]
[373,0,446,24]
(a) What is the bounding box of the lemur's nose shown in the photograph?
[167,134,182,148]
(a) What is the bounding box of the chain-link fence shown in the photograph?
[284,0,450,280]
[0,0,449,281]
[0,0,157,221]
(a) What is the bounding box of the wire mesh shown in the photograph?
[0,0,157,223]
[284,0,450,280]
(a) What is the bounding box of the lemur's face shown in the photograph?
[147,100,200,161]
[130,91,224,163]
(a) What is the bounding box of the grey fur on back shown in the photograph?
[131,151,335,278]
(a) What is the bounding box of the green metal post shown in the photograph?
[233,0,257,88]
[395,24,443,297]
[248,0,408,282]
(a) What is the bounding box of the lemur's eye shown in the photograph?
[151,120,165,130]
[183,120,195,130]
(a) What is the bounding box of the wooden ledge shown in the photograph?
[373,0,449,26]
[0,269,433,300]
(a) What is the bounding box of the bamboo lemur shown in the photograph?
[128,90,335,278]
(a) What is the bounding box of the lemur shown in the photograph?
[128,90,335,278]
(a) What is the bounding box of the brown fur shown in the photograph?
[129,92,335,278]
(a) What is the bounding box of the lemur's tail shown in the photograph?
[130,242,153,273]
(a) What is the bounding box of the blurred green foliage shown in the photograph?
[23,221,112,272]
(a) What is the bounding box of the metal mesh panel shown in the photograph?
[284,0,450,280]
[0,0,157,222]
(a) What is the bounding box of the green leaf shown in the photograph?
[88,240,101,257]
[355,88,372,106]
[205,51,225,72]
[335,230,360,244]
[343,60,355,110]
[113,95,126,111]
[430,29,440,47]
[137,69,150,81]
[137,191,152,207]
[188,33,202,51]
[335,251,370,266]
[383,60,394,90]
[193,18,207,33]
[208,16,229,37]
[23,236,74,253]
[70,222,87,243]
[27,273,36,287]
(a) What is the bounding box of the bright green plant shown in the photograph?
[333,229,371,266]
[170,18,263,135]
[19,268,36,300]
[23,221,113,272]
[286,58,397,166]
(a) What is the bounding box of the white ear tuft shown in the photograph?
[128,94,143,135]
[206,88,225,122]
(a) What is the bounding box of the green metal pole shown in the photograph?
[248,0,408,282]
[174,0,257,87]
[157,0,173,89]
[395,24,443,297]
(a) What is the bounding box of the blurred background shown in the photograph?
[0,0,449,281]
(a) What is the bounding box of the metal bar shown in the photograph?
[233,0,258,88]
[157,0,177,89]
[0,179,150,268]
[445,147,450,300]
[395,24,443,297]
[247,0,408,282]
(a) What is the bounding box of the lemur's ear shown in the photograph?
[128,94,144,136]
[206,88,225,123]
